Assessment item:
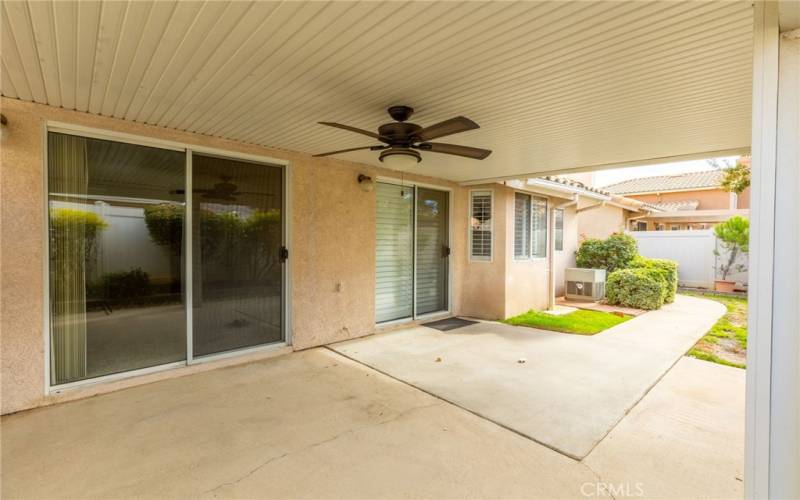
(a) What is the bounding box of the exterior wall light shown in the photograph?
[358,174,374,192]
[0,114,7,140]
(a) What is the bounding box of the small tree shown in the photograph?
[720,158,751,194]
[714,216,749,280]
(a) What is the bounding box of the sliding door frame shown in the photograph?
[374,176,453,325]
[42,121,292,394]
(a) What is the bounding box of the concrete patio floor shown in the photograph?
[1,345,744,499]
[330,294,726,459]
[2,348,598,499]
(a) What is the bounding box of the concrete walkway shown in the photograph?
[584,356,746,499]
[330,294,726,459]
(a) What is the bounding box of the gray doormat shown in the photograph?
[422,317,478,331]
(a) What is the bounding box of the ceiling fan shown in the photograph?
[313,106,491,168]
[171,176,274,202]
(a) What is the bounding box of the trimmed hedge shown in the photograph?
[606,268,666,310]
[575,232,638,274]
[629,256,678,303]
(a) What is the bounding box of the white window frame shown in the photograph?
[468,189,493,262]
[530,195,548,260]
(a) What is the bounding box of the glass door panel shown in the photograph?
[415,187,449,315]
[47,132,186,384]
[191,154,283,357]
[375,182,414,323]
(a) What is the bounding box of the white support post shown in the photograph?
[745,2,800,498]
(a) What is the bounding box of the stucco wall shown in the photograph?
[460,185,506,320]
[0,98,466,414]
[503,187,550,317]
[459,184,560,319]
[554,205,578,297]
[576,200,628,240]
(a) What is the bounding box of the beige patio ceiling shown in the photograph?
[1,1,753,182]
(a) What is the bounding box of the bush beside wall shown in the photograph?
[606,268,666,310]
[576,232,638,274]
[629,256,678,303]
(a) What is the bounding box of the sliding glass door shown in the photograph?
[415,188,449,315]
[48,133,187,384]
[191,154,283,357]
[374,182,449,324]
[47,131,286,386]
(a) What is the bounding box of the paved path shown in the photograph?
[584,356,746,499]
[331,294,726,459]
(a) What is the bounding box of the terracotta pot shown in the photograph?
[714,280,736,293]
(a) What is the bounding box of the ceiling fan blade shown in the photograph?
[318,122,384,141]
[416,142,492,160]
[413,116,479,141]
[312,145,384,157]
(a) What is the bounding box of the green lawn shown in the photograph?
[683,291,748,369]
[502,309,632,335]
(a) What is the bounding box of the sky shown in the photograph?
[592,156,740,188]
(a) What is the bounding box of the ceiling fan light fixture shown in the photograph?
[379,148,421,169]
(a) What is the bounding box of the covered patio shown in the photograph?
[1,1,798,498]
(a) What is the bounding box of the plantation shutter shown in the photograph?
[375,183,414,323]
[470,191,492,260]
[514,192,531,258]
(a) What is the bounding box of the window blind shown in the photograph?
[554,208,564,251]
[532,196,547,258]
[375,183,414,322]
[470,191,492,260]
[514,192,532,258]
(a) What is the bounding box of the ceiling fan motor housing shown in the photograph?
[387,105,414,122]
[378,121,422,145]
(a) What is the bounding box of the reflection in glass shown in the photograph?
[48,132,186,384]
[192,154,283,357]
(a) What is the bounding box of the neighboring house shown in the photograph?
[603,170,750,231]
[540,176,663,240]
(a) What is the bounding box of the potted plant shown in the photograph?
[713,216,749,292]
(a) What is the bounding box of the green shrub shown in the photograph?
[576,232,638,273]
[630,256,678,303]
[94,268,151,303]
[606,268,666,310]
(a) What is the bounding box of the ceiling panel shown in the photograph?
[1,0,753,182]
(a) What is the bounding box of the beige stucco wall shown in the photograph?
[460,184,563,319]
[460,185,506,320]
[554,205,578,298]
[576,200,629,240]
[0,98,467,414]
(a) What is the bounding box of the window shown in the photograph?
[469,191,492,260]
[636,221,647,231]
[554,209,564,251]
[532,196,547,258]
[671,224,681,231]
[514,193,531,258]
[512,193,548,259]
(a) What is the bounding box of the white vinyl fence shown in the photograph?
[630,230,748,290]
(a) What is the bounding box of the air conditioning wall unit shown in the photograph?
[565,268,606,301]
